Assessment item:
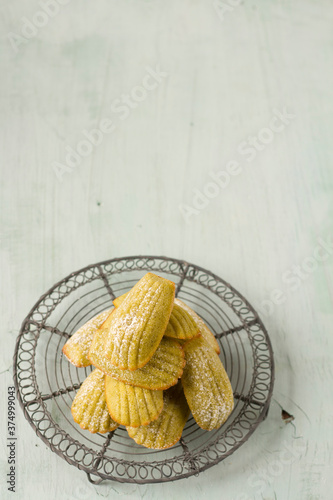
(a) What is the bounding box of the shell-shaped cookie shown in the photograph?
[88,325,185,390]
[114,293,200,341]
[127,382,190,449]
[71,369,119,433]
[164,302,200,340]
[175,299,220,354]
[181,337,234,431]
[62,309,113,367]
[105,377,163,427]
[103,273,175,370]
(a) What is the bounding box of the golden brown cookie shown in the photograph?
[114,293,200,341]
[62,309,113,367]
[127,382,190,449]
[103,273,175,370]
[181,337,233,431]
[71,369,119,433]
[88,324,185,390]
[175,299,220,354]
[164,301,200,340]
[105,377,163,427]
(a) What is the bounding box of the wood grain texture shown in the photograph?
[1,1,332,499]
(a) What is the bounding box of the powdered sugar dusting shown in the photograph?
[72,369,118,432]
[69,309,112,346]
[111,313,147,352]
[104,274,174,369]
[175,299,220,354]
[89,328,184,390]
[182,338,234,430]
[63,309,112,365]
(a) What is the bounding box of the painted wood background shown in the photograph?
[1,1,332,499]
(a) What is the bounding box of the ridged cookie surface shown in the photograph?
[113,293,200,341]
[71,369,119,433]
[105,377,164,427]
[62,309,113,367]
[175,299,220,354]
[103,273,175,370]
[181,337,233,431]
[127,382,190,449]
[164,302,200,340]
[89,324,185,390]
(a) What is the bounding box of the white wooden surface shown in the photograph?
[1,1,332,499]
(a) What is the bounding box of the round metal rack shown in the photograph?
[13,256,274,484]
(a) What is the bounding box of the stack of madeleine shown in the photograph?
[63,272,234,449]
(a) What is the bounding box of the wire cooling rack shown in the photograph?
[13,256,274,484]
